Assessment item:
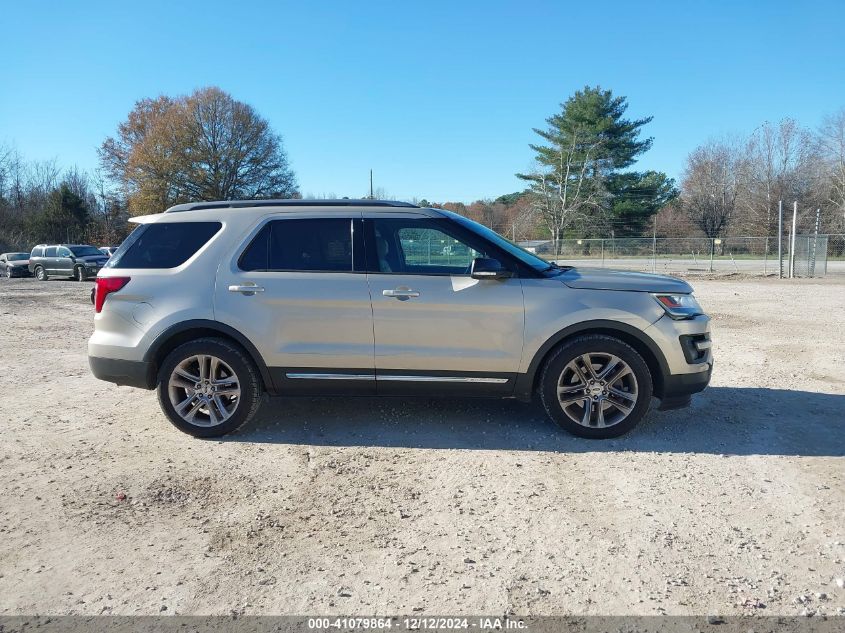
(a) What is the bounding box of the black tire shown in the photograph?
[34,266,48,281]
[5,268,11,278]
[539,334,653,439]
[74,266,86,281]
[156,337,262,438]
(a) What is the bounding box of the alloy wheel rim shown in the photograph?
[168,354,241,427]
[556,352,639,428]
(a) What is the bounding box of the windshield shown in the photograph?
[69,245,104,257]
[8,253,28,261]
[443,211,556,272]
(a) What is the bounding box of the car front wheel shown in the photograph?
[156,337,262,438]
[540,334,653,439]
[74,266,86,281]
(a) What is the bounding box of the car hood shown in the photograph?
[77,255,109,263]
[8,260,29,266]
[558,267,693,294]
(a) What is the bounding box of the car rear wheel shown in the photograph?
[34,266,48,281]
[156,337,262,438]
[540,334,653,439]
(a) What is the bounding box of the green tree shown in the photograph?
[607,171,677,236]
[518,86,673,247]
[29,183,90,243]
[494,191,529,206]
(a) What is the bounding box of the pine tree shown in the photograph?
[28,183,90,243]
[518,86,675,246]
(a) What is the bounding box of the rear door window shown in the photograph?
[45,247,57,257]
[108,222,221,269]
[239,219,355,272]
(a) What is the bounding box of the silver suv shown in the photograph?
[88,200,712,439]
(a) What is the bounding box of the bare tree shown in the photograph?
[738,119,819,236]
[817,108,845,233]
[518,125,607,256]
[0,142,13,201]
[681,141,740,239]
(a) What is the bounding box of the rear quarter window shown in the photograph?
[31,247,44,257]
[107,222,222,269]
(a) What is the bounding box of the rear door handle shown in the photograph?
[383,288,420,300]
[228,284,265,294]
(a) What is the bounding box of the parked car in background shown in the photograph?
[0,252,32,278]
[99,246,119,257]
[88,199,712,440]
[29,244,110,281]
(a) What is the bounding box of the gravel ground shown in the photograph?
[0,276,843,617]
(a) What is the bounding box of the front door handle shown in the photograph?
[228,284,265,295]
[383,288,420,300]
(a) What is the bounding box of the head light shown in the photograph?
[651,293,703,319]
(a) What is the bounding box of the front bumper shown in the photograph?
[658,362,712,410]
[89,355,155,389]
[645,313,713,410]
[7,267,32,277]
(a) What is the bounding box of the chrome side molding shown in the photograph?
[285,373,375,380]
[285,373,508,384]
[376,375,509,384]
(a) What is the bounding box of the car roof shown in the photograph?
[32,244,94,248]
[165,199,419,213]
[131,202,447,224]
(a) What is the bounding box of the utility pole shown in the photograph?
[777,200,783,278]
[369,170,374,199]
[788,201,797,278]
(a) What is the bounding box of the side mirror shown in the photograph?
[470,257,513,280]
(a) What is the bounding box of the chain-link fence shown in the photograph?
[522,235,845,277]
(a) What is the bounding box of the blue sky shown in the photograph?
[2,0,843,202]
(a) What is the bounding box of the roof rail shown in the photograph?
[164,199,419,213]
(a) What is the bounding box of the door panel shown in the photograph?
[364,216,525,381]
[213,216,375,394]
[44,247,58,274]
[369,273,525,373]
[57,247,73,276]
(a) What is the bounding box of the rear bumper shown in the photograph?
[89,355,155,389]
[658,362,712,410]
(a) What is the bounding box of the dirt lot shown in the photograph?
[0,276,843,617]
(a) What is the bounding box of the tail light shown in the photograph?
[95,276,130,313]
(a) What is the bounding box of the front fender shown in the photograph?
[515,280,669,399]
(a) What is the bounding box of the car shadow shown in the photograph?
[228,386,845,457]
